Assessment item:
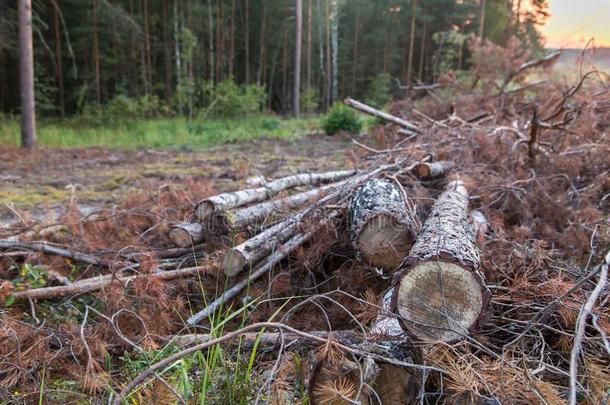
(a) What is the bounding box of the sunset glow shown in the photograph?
[540,0,610,48]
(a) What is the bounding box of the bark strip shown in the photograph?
[392,180,488,342]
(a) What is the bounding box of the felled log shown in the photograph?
[349,179,418,270]
[392,180,489,342]
[344,98,420,133]
[195,169,356,221]
[218,181,339,232]
[412,160,455,180]
[168,222,204,248]
[187,214,337,326]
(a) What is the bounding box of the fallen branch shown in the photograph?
[0,240,121,268]
[499,50,561,94]
[569,250,610,405]
[344,98,420,133]
[195,169,356,221]
[412,160,455,180]
[190,213,338,325]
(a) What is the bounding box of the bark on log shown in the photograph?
[195,169,356,221]
[344,98,419,133]
[392,180,489,342]
[168,222,204,248]
[349,179,418,270]
[412,160,455,180]
[220,181,340,231]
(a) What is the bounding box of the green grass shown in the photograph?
[0,115,320,149]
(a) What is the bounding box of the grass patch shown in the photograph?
[0,115,320,150]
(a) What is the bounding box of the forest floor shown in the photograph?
[0,131,352,225]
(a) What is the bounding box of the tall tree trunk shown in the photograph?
[229,0,236,77]
[93,0,102,103]
[406,0,417,85]
[174,0,181,90]
[244,0,250,83]
[306,0,312,91]
[282,29,288,111]
[351,1,359,95]
[293,0,302,117]
[162,0,173,100]
[479,0,487,39]
[330,0,338,102]
[256,1,267,85]
[51,0,65,118]
[418,19,426,82]
[324,0,331,110]
[143,0,152,94]
[208,0,214,83]
[18,0,36,149]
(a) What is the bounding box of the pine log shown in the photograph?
[392,180,489,342]
[168,222,204,248]
[412,160,455,180]
[349,179,418,270]
[195,169,356,221]
[220,181,340,231]
[344,98,420,133]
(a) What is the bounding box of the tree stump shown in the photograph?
[349,179,418,270]
[392,180,489,342]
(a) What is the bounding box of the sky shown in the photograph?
[540,0,610,48]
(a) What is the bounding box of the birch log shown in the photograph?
[349,179,418,270]
[344,98,420,133]
[195,169,356,221]
[168,222,204,248]
[392,180,489,342]
[412,160,455,180]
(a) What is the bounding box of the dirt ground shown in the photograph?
[0,133,354,225]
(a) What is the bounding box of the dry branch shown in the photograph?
[344,98,420,133]
[0,240,120,268]
[412,160,455,180]
[195,169,356,221]
[348,179,418,270]
[392,180,489,342]
[168,222,204,248]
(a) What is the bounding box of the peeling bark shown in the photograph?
[349,179,418,270]
[392,180,489,342]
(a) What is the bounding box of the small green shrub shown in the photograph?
[300,86,319,114]
[365,73,392,108]
[261,117,280,131]
[202,79,267,117]
[322,103,362,135]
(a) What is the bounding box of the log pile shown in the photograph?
[2,58,610,404]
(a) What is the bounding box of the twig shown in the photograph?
[112,321,442,405]
[344,98,420,132]
[0,240,121,268]
[569,251,609,405]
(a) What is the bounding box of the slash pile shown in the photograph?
[1,51,609,404]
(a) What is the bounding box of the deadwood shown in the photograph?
[344,98,420,133]
[195,169,356,221]
[168,222,204,248]
[219,181,340,231]
[0,240,120,268]
[392,180,489,342]
[349,179,419,270]
[412,160,455,180]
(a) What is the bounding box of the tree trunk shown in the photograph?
[195,169,356,220]
[51,0,65,118]
[93,0,102,103]
[208,0,214,83]
[174,0,182,89]
[282,28,288,111]
[351,1,359,96]
[330,0,338,103]
[324,0,331,110]
[293,0,302,117]
[143,0,152,94]
[162,0,173,100]
[392,180,489,342]
[479,0,487,39]
[256,1,267,85]
[418,19,426,82]
[244,0,250,83]
[229,0,236,77]
[18,0,36,149]
[349,179,419,270]
[306,0,312,90]
[406,0,417,85]
[168,222,204,248]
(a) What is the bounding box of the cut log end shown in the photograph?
[223,250,247,277]
[395,261,483,342]
[414,163,431,178]
[356,214,412,270]
[195,201,215,221]
[168,223,204,248]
